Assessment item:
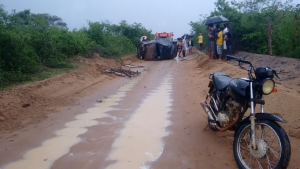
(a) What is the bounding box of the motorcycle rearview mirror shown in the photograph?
[273,70,280,79]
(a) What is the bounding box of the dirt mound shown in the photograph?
[196,52,246,79]
[0,54,141,132]
[197,51,300,93]
[121,54,144,64]
[236,51,300,92]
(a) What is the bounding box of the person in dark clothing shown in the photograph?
[207,24,215,60]
[214,24,220,59]
[224,26,232,61]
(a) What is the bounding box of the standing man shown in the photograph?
[197,33,203,51]
[208,24,215,60]
[139,35,148,59]
[216,27,224,60]
[177,38,183,58]
[223,24,228,53]
[214,24,220,59]
[182,36,187,58]
[188,38,194,55]
[224,25,232,61]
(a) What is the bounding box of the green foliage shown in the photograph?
[116,20,153,46]
[100,35,135,58]
[0,5,152,88]
[0,29,40,73]
[189,15,209,50]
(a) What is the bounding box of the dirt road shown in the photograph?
[0,52,299,168]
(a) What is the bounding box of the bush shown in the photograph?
[0,30,40,73]
[0,7,152,89]
[100,35,135,58]
[44,54,75,68]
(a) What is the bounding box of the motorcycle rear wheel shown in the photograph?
[233,120,291,169]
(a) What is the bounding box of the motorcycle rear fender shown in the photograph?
[237,113,286,129]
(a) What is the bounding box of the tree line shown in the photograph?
[190,0,300,58]
[0,5,153,88]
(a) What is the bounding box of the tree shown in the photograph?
[189,14,209,49]
[232,0,293,13]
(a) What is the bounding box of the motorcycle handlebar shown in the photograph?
[226,55,251,65]
[227,55,254,79]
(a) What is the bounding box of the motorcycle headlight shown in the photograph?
[262,79,275,95]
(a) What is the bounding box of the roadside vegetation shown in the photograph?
[0,5,153,89]
[190,0,300,58]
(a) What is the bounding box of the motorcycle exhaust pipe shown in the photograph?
[200,101,215,121]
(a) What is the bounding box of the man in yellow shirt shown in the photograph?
[197,33,203,51]
[216,28,223,60]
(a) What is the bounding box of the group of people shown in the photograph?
[177,23,232,61]
[196,23,232,61]
[177,36,194,58]
[206,23,232,61]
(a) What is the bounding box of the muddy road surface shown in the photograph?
[0,53,300,169]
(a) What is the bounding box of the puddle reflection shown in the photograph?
[106,74,173,169]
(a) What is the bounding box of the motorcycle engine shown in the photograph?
[217,98,242,128]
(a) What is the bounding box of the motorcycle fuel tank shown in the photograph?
[228,79,249,101]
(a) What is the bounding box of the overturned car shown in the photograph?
[137,32,178,61]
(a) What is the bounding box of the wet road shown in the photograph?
[0,54,240,169]
[2,57,177,169]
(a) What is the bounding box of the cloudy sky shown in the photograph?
[0,0,218,37]
[1,0,299,38]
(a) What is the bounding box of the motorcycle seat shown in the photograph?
[213,72,232,91]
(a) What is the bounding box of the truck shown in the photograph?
[136,32,178,61]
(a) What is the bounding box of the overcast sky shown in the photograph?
[1,0,299,38]
[0,0,218,37]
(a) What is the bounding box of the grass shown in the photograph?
[0,62,77,91]
[0,53,135,91]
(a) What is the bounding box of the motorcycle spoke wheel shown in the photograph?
[234,120,290,169]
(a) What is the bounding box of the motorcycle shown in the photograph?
[201,55,291,169]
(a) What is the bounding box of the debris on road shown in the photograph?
[122,64,145,68]
[22,104,30,108]
[104,67,141,77]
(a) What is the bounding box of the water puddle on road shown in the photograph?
[2,74,144,169]
[3,62,175,169]
[106,74,173,169]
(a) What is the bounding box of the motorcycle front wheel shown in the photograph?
[233,120,291,169]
